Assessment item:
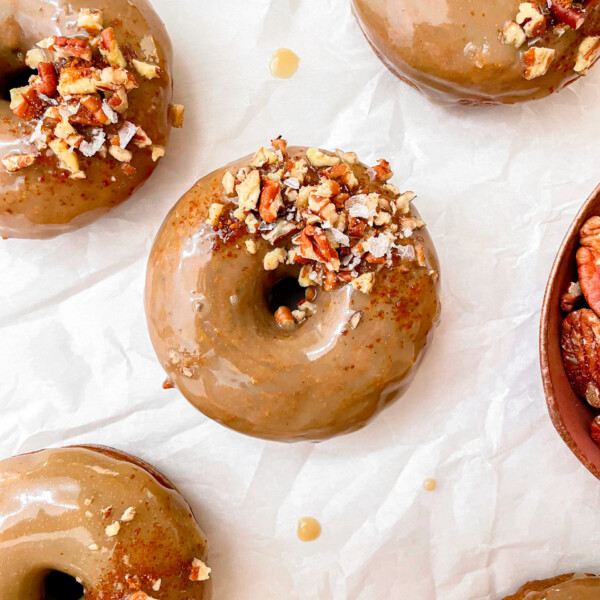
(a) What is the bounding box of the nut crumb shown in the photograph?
[105,521,121,537]
[523,47,555,80]
[120,506,137,522]
[169,103,185,128]
[190,557,211,582]
[306,147,340,168]
[207,203,225,227]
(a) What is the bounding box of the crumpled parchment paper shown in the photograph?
[2,1,600,598]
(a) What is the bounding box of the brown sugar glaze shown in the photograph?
[145,147,441,442]
[504,574,600,600]
[0,0,173,239]
[352,0,600,105]
[0,445,210,599]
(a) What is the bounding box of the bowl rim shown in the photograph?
[540,182,600,481]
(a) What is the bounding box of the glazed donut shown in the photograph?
[145,139,441,442]
[0,445,210,598]
[352,0,600,105]
[502,574,600,599]
[0,0,181,239]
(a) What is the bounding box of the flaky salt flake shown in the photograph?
[79,130,106,157]
[101,101,119,124]
[118,121,138,149]
[283,177,300,190]
[367,234,390,258]
[59,103,80,118]
[140,35,159,61]
[348,203,369,219]
[327,226,350,247]
[395,244,416,262]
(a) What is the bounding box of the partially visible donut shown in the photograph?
[502,573,600,599]
[0,445,210,599]
[146,139,441,442]
[0,0,181,239]
[352,0,600,105]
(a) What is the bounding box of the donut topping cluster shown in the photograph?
[211,139,431,328]
[502,1,600,79]
[2,8,179,179]
[82,496,211,596]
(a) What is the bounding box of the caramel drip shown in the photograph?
[270,48,299,79]
[297,517,322,542]
[423,478,437,491]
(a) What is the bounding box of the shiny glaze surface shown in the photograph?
[505,575,600,600]
[0,446,209,599]
[145,147,441,442]
[352,0,600,105]
[0,0,173,238]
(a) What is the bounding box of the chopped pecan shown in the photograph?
[298,225,340,268]
[34,62,58,97]
[2,154,36,172]
[561,309,600,408]
[323,270,339,292]
[80,95,111,125]
[548,0,586,29]
[366,253,385,265]
[347,216,365,238]
[368,159,393,182]
[259,180,283,223]
[523,47,556,80]
[323,164,359,189]
[47,36,92,61]
[271,137,288,156]
[516,2,547,37]
[274,306,295,330]
[575,36,600,73]
[12,88,43,120]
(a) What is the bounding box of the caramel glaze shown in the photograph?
[352,0,600,105]
[0,0,173,239]
[145,147,441,442]
[504,574,600,600]
[0,445,209,599]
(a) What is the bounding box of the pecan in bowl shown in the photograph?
[541,183,600,481]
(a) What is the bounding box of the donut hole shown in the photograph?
[0,66,36,102]
[43,571,84,600]
[267,276,305,313]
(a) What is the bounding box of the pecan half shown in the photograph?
[561,309,600,408]
[580,216,600,252]
[591,415,600,444]
[577,217,600,316]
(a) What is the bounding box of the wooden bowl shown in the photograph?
[540,183,600,480]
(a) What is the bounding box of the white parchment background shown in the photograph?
[2,1,600,598]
